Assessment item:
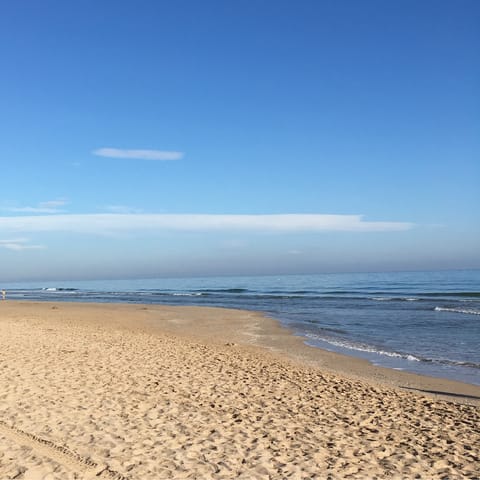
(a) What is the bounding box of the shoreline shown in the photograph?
[153,304,480,405]
[1,301,479,479]
[5,299,480,403]
[3,274,479,388]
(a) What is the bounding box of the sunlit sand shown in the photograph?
[0,301,479,479]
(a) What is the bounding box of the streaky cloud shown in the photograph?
[3,199,68,214]
[93,148,184,161]
[0,213,414,234]
[8,207,62,214]
[103,205,144,214]
[0,238,45,251]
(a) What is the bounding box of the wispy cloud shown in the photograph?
[103,205,144,214]
[93,148,184,161]
[4,199,68,214]
[0,213,414,235]
[0,238,46,251]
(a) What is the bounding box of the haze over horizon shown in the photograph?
[1,1,479,282]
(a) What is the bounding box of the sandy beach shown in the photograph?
[0,301,479,479]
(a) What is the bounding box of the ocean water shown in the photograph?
[3,270,480,385]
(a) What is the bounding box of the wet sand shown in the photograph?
[0,301,479,479]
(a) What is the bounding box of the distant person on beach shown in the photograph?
[1,289,5,300]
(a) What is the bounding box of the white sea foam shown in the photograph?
[406,355,419,361]
[173,293,202,296]
[434,307,480,315]
[371,296,419,302]
[305,334,421,361]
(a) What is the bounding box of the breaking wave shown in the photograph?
[434,307,480,315]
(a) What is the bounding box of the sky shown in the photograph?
[0,0,479,282]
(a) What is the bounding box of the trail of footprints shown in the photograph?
[0,420,129,480]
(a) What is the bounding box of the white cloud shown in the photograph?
[0,213,413,235]
[0,238,45,251]
[103,205,144,214]
[39,200,67,209]
[4,199,68,214]
[93,148,184,161]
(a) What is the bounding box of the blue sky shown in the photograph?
[0,0,479,281]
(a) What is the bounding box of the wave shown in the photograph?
[304,334,480,369]
[434,307,480,315]
[184,291,308,300]
[32,286,480,302]
[194,288,250,294]
[304,334,422,362]
[41,287,78,292]
[316,327,349,335]
[172,293,203,297]
[265,289,320,295]
[362,291,480,299]
[323,290,363,295]
[422,291,480,298]
[371,296,419,302]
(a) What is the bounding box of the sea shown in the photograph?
[2,269,479,386]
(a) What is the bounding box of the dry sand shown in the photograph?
[0,301,479,479]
